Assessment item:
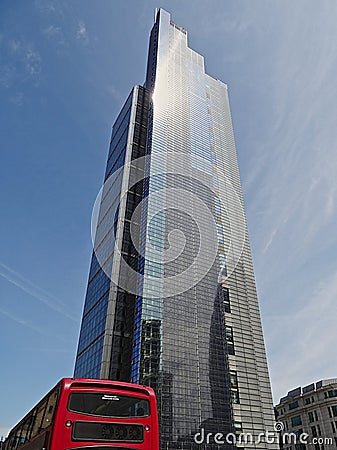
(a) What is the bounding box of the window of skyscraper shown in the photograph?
[225,325,235,355]
[223,287,231,313]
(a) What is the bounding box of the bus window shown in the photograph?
[18,416,32,446]
[41,389,58,430]
[8,433,20,450]
[26,412,35,441]
[30,399,47,438]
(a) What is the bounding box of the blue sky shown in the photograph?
[1,0,337,437]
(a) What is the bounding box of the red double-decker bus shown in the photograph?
[4,378,159,450]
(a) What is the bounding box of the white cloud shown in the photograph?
[76,20,89,45]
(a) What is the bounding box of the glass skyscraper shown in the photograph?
[74,9,277,449]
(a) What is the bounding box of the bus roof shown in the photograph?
[61,378,155,397]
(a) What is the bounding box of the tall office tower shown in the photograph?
[74,9,277,449]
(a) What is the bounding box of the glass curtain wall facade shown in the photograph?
[75,9,277,450]
[74,85,151,380]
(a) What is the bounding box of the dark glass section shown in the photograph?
[108,290,137,382]
[105,90,133,180]
[74,87,142,379]
[77,294,109,354]
[206,286,236,448]
[108,86,151,382]
[145,13,159,91]
[75,336,105,379]
[83,264,110,316]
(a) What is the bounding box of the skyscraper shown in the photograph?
[74,9,277,449]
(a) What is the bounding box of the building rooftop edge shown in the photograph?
[276,378,337,406]
[154,8,228,87]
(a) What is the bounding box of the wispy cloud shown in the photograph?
[265,269,337,402]
[34,0,57,14]
[43,24,60,37]
[235,1,337,402]
[0,306,72,347]
[9,92,24,106]
[0,307,47,336]
[0,262,77,322]
[24,48,42,76]
[0,38,42,88]
[106,84,123,103]
[9,39,21,52]
[76,20,89,45]
[202,16,253,35]
[43,24,66,46]
[0,64,16,88]
[246,2,337,261]
[0,304,72,344]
